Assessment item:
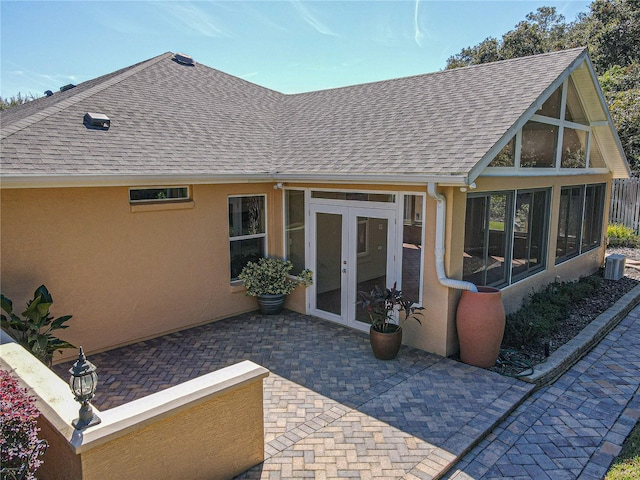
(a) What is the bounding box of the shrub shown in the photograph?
[502,275,602,349]
[238,258,313,297]
[0,370,46,480]
[607,223,640,247]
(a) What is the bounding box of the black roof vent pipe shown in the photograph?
[44,90,53,97]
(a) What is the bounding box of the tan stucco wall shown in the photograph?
[0,184,287,361]
[1,175,612,360]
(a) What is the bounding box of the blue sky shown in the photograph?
[1,1,591,98]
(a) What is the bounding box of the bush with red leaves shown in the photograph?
[0,369,44,480]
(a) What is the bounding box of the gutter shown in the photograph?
[427,182,478,292]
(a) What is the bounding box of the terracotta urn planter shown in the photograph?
[369,325,403,360]
[456,286,505,368]
[257,294,286,315]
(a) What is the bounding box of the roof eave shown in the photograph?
[0,172,469,189]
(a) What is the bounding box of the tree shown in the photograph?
[0,92,38,111]
[600,62,640,175]
[445,7,569,68]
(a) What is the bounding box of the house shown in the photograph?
[0,48,630,361]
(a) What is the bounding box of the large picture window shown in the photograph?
[464,189,550,288]
[229,195,266,281]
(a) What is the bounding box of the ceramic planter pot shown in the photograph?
[456,286,505,368]
[257,294,286,315]
[369,325,403,360]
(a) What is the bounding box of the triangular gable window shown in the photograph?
[537,86,561,118]
[565,77,589,125]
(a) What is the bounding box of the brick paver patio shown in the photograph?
[53,311,533,479]
[53,302,640,478]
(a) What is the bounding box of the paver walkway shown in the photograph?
[445,303,640,480]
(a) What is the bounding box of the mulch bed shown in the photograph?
[489,246,640,377]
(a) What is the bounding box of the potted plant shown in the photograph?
[239,257,313,315]
[358,283,423,360]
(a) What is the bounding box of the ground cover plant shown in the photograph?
[606,422,640,479]
[0,370,46,480]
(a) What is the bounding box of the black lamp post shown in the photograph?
[69,347,101,429]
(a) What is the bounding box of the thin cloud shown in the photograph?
[291,0,339,37]
[414,0,424,47]
[158,2,232,38]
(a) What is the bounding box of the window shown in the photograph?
[582,184,605,251]
[488,138,515,167]
[463,193,512,287]
[561,128,587,168]
[228,195,266,281]
[512,190,549,281]
[285,190,306,275]
[129,186,189,203]
[464,189,550,287]
[521,121,558,168]
[556,186,583,262]
[555,183,606,264]
[487,77,596,171]
[311,191,395,202]
[402,195,424,303]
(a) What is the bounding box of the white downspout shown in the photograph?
[427,182,478,292]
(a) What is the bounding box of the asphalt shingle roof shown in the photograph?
[0,48,592,183]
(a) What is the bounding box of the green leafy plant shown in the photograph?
[358,283,424,333]
[239,257,313,297]
[1,285,74,366]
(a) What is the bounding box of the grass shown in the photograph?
[606,420,640,479]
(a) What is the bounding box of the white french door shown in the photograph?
[310,204,396,331]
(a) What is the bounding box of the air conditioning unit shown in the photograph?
[604,254,626,281]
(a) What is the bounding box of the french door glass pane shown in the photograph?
[315,213,342,315]
[356,217,388,324]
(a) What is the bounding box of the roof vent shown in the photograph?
[60,84,76,92]
[44,90,53,97]
[84,112,110,130]
[173,53,195,66]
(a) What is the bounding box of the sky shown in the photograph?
[1,0,592,98]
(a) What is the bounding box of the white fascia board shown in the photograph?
[1,172,469,189]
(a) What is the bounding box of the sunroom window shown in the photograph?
[555,183,606,264]
[464,189,550,288]
[229,195,266,281]
[560,128,587,168]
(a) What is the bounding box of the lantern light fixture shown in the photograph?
[69,347,101,429]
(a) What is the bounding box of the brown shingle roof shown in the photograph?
[2,47,616,185]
